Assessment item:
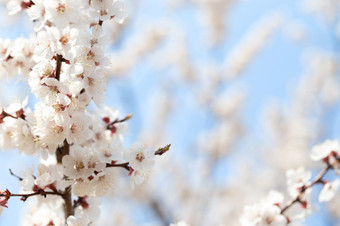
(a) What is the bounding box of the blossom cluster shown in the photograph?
[240,139,340,226]
[0,0,169,225]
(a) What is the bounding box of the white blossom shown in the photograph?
[62,145,92,180]
[311,139,339,161]
[19,168,35,192]
[67,111,92,145]
[66,216,89,226]
[286,167,311,197]
[94,169,116,196]
[170,221,191,226]
[319,180,340,202]
[240,191,287,226]
[124,142,155,172]
[74,197,101,223]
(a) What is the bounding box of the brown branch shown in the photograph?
[106,114,133,130]
[56,140,70,163]
[150,199,170,226]
[280,164,331,215]
[52,53,73,221]
[55,54,62,81]
[106,144,171,171]
[106,162,130,171]
[63,185,73,218]
[73,196,88,210]
[0,109,25,123]
[9,169,23,181]
[0,189,63,202]
[2,112,17,119]
[56,140,74,219]
[280,196,300,215]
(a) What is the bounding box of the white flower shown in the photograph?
[240,191,287,226]
[35,164,66,191]
[66,215,91,226]
[21,198,65,226]
[34,103,69,154]
[124,142,155,172]
[1,117,17,141]
[14,121,38,155]
[0,104,37,154]
[91,0,126,22]
[87,154,106,175]
[46,26,79,61]
[45,0,82,29]
[110,1,126,24]
[26,0,47,31]
[72,179,93,197]
[96,139,122,163]
[311,140,339,161]
[30,76,71,105]
[62,145,92,179]
[170,221,190,226]
[0,117,17,149]
[4,96,28,113]
[10,37,35,77]
[67,111,92,145]
[319,180,340,202]
[90,168,116,196]
[82,69,107,106]
[34,30,55,61]
[7,0,31,15]
[19,168,35,192]
[286,167,311,197]
[74,197,101,222]
[240,204,286,226]
[78,45,109,69]
[129,170,148,189]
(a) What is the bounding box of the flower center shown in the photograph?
[56,4,66,14]
[136,152,145,162]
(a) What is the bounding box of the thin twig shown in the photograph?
[9,169,23,181]
[106,145,171,171]
[0,189,63,202]
[155,144,171,156]
[106,114,133,130]
[280,164,331,215]
[106,162,130,171]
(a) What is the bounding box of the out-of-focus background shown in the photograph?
[0,0,340,225]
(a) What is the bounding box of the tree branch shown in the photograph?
[9,169,23,181]
[105,114,133,130]
[106,162,130,171]
[0,189,63,202]
[106,144,171,171]
[56,140,74,219]
[280,164,331,215]
[55,54,62,81]
[149,199,170,226]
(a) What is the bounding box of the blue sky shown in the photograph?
[0,0,339,225]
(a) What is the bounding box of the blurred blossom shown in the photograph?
[0,0,340,225]
[223,12,284,79]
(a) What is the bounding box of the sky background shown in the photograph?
[0,0,339,225]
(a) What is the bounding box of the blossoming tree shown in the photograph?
[0,0,340,225]
[0,0,169,225]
